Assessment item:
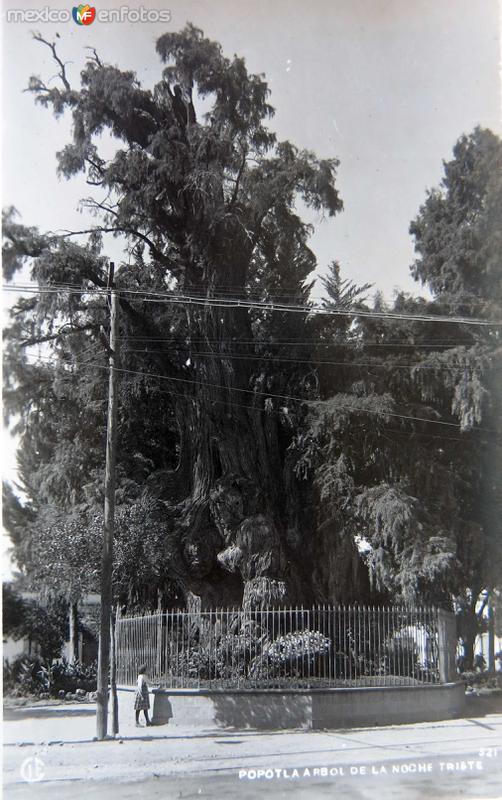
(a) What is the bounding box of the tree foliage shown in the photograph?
[289,129,502,658]
[407,127,502,658]
[3,25,349,610]
[2,584,68,661]
[2,26,501,640]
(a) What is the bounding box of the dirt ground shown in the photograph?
[3,695,502,799]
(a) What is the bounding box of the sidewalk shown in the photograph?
[3,698,502,798]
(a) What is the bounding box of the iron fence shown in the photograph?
[115,604,455,689]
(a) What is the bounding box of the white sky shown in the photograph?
[1,0,501,576]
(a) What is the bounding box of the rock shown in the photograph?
[76,688,87,697]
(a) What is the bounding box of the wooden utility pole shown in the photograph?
[96,263,119,740]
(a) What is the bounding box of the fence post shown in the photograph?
[156,594,162,680]
[110,606,119,735]
[488,606,495,673]
[437,609,457,683]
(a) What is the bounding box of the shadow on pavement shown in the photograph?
[3,706,95,721]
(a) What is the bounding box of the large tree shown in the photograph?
[4,26,366,610]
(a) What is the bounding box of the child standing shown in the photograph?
[134,664,152,727]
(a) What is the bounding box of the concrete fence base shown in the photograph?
[119,683,466,731]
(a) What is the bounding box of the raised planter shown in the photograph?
[119,682,466,730]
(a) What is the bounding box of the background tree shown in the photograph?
[292,309,499,632]
[289,128,502,665]
[2,584,68,662]
[407,127,502,664]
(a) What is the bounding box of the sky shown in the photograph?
[1,0,501,575]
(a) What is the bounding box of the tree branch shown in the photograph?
[85,47,104,68]
[20,323,99,348]
[32,33,71,91]
[229,145,248,208]
[55,225,180,275]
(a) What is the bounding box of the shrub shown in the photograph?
[3,655,97,698]
[376,637,432,680]
[166,628,332,684]
[249,630,331,678]
[460,670,502,689]
[3,654,46,696]
[41,658,97,695]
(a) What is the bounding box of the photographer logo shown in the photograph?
[20,757,45,783]
[72,4,96,24]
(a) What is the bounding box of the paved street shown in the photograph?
[3,699,502,799]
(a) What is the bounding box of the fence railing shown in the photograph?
[115,604,455,690]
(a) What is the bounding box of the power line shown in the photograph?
[140,384,472,443]
[118,336,479,348]
[3,283,500,327]
[114,293,502,327]
[124,297,502,327]
[121,347,490,373]
[25,339,498,384]
[12,352,485,443]
[5,277,493,311]
[173,282,498,311]
[115,379,472,443]
[24,352,483,430]
[5,279,319,299]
